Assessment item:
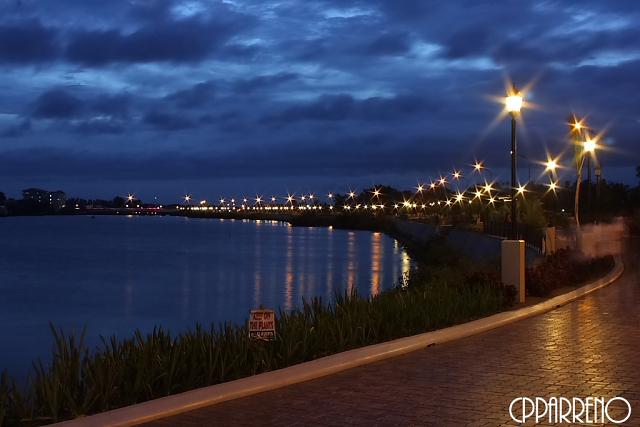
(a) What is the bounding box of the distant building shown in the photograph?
[22,188,48,204]
[22,188,66,210]
[49,191,66,210]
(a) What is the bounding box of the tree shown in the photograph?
[0,192,5,203]
[636,165,640,179]
[112,196,126,208]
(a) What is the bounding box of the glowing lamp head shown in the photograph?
[473,162,484,172]
[584,139,597,153]
[545,159,558,172]
[184,195,191,202]
[328,193,333,198]
[516,184,527,196]
[505,93,523,113]
[417,184,424,193]
[348,191,355,198]
[127,194,134,202]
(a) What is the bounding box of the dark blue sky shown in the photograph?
[1,0,639,202]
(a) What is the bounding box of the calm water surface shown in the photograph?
[0,215,410,375]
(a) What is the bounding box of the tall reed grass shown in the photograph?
[0,263,512,426]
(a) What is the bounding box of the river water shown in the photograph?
[0,215,410,375]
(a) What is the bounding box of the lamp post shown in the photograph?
[583,138,596,222]
[505,87,523,239]
[595,164,602,223]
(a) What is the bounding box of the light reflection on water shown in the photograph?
[0,215,410,375]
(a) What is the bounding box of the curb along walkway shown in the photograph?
[143,242,639,426]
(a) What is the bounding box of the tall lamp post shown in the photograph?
[505,87,523,239]
[584,138,597,223]
[595,164,602,223]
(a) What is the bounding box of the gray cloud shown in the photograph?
[1,0,639,198]
[0,18,59,64]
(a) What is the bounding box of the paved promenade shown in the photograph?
[146,239,639,426]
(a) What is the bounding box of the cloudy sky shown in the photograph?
[0,0,639,201]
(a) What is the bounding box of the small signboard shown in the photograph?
[248,309,276,341]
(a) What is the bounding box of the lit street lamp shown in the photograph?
[545,159,558,175]
[595,164,602,222]
[583,138,597,219]
[505,86,523,239]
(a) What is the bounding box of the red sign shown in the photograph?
[248,309,276,340]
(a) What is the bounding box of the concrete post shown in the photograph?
[502,240,525,303]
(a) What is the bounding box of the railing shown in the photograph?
[483,222,545,254]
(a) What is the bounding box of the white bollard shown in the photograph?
[502,240,526,303]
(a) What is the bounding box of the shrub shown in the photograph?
[526,249,614,297]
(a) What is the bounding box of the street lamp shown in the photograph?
[584,138,597,154]
[595,164,602,223]
[583,138,597,219]
[505,86,523,239]
[544,159,558,175]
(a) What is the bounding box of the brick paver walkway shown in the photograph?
[145,239,640,426]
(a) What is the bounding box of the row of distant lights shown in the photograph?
[170,163,509,211]
[124,90,601,211]
[122,159,526,212]
[127,144,584,212]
